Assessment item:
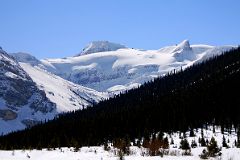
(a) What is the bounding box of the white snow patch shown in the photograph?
[20,63,107,113]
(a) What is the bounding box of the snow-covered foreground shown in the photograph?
[1,127,240,160]
[1,146,239,160]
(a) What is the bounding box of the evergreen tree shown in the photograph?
[201,128,204,138]
[157,132,164,141]
[234,140,237,147]
[199,149,208,159]
[180,139,191,155]
[170,138,174,145]
[136,140,141,148]
[206,139,209,146]
[207,137,221,157]
[221,125,224,134]
[189,128,195,137]
[163,137,169,149]
[103,141,110,151]
[200,137,206,147]
[213,125,215,133]
[237,126,240,148]
[191,139,197,148]
[222,135,228,148]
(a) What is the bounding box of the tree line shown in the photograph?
[0,47,240,150]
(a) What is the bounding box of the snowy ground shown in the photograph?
[1,146,239,160]
[1,127,240,160]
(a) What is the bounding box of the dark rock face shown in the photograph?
[0,49,58,134]
[0,109,17,120]
[0,49,56,115]
[0,50,33,107]
[29,91,55,113]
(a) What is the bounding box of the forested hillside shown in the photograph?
[0,47,240,150]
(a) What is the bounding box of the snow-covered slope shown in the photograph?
[19,63,107,113]
[40,40,235,93]
[1,50,107,135]
[12,52,41,66]
[0,48,56,134]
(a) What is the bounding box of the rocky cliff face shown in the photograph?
[0,48,56,134]
[0,49,55,112]
[0,48,107,134]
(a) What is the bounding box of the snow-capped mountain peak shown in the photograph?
[172,40,195,61]
[76,41,126,56]
[40,40,235,93]
[0,47,10,57]
[174,39,191,51]
[12,52,41,66]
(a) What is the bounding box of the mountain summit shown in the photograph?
[172,40,195,61]
[76,41,126,56]
[174,40,191,51]
[12,52,41,66]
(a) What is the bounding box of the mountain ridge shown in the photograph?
[37,40,235,93]
[76,41,127,56]
[0,49,107,135]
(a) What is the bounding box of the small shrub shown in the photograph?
[199,149,208,159]
[180,139,191,156]
[191,139,198,148]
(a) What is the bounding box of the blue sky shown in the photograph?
[0,0,239,59]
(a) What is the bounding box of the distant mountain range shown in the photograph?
[37,40,234,93]
[0,40,235,134]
